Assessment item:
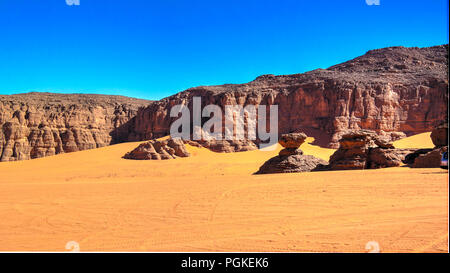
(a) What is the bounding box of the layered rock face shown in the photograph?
[128,45,448,148]
[318,130,415,170]
[255,133,327,174]
[0,93,151,161]
[123,138,190,160]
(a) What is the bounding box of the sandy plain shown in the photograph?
[0,132,447,252]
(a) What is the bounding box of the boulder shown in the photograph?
[279,133,307,149]
[403,149,433,165]
[184,139,258,153]
[430,121,448,148]
[255,154,327,174]
[123,138,190,160]
[367,148,416,169]
[412,146,447,168]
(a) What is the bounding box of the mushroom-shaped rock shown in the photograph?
[255,132,327,174]
[279,133,307,148]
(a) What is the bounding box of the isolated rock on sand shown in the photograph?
[123,138,190,160]
[316,130,414,170]
[184,139,258,153]
[256,154,327,174]
[255,133,327,174]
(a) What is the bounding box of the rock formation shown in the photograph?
[410,121,448,168]
[255,133,327,174]
[316,130,415,170]
[183,139,258,153]
[123,138,190,160]
[430,121,448,148]
[1,44,448,162]
[127,45,448,148]
[0,92,151,161]
[411,146,447,168]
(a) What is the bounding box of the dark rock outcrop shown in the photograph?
[256,154,328,174]
[403,149,434,165]
[255,133,327,174]
[412,146,447,168]
[123,138,190,160]
[367,148,416,169]
[0,92,151,162]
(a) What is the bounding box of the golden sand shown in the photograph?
[0,135,447,252]
[393,132,435,149]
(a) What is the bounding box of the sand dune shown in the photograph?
[0,135,447,252]
[394,132,435,149]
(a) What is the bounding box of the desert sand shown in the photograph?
[0,133,447,252]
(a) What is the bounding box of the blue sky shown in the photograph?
[0,0,448,100]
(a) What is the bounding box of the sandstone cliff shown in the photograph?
[0,92,151,161]
[128,45,448,148]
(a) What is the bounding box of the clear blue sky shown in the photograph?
[0,0,448,100]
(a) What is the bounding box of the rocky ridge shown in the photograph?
[128,45,448,148]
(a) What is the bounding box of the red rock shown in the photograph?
[430,121,448,147]
[123,138,190,160]
[0,93,151,162]
[128,45,448,148]
[412,146,447,168]
[255,154,327,174]
[322,130,415,170]
[184,139,258,153]
[279,133,307,148]
[255,133,327,174]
